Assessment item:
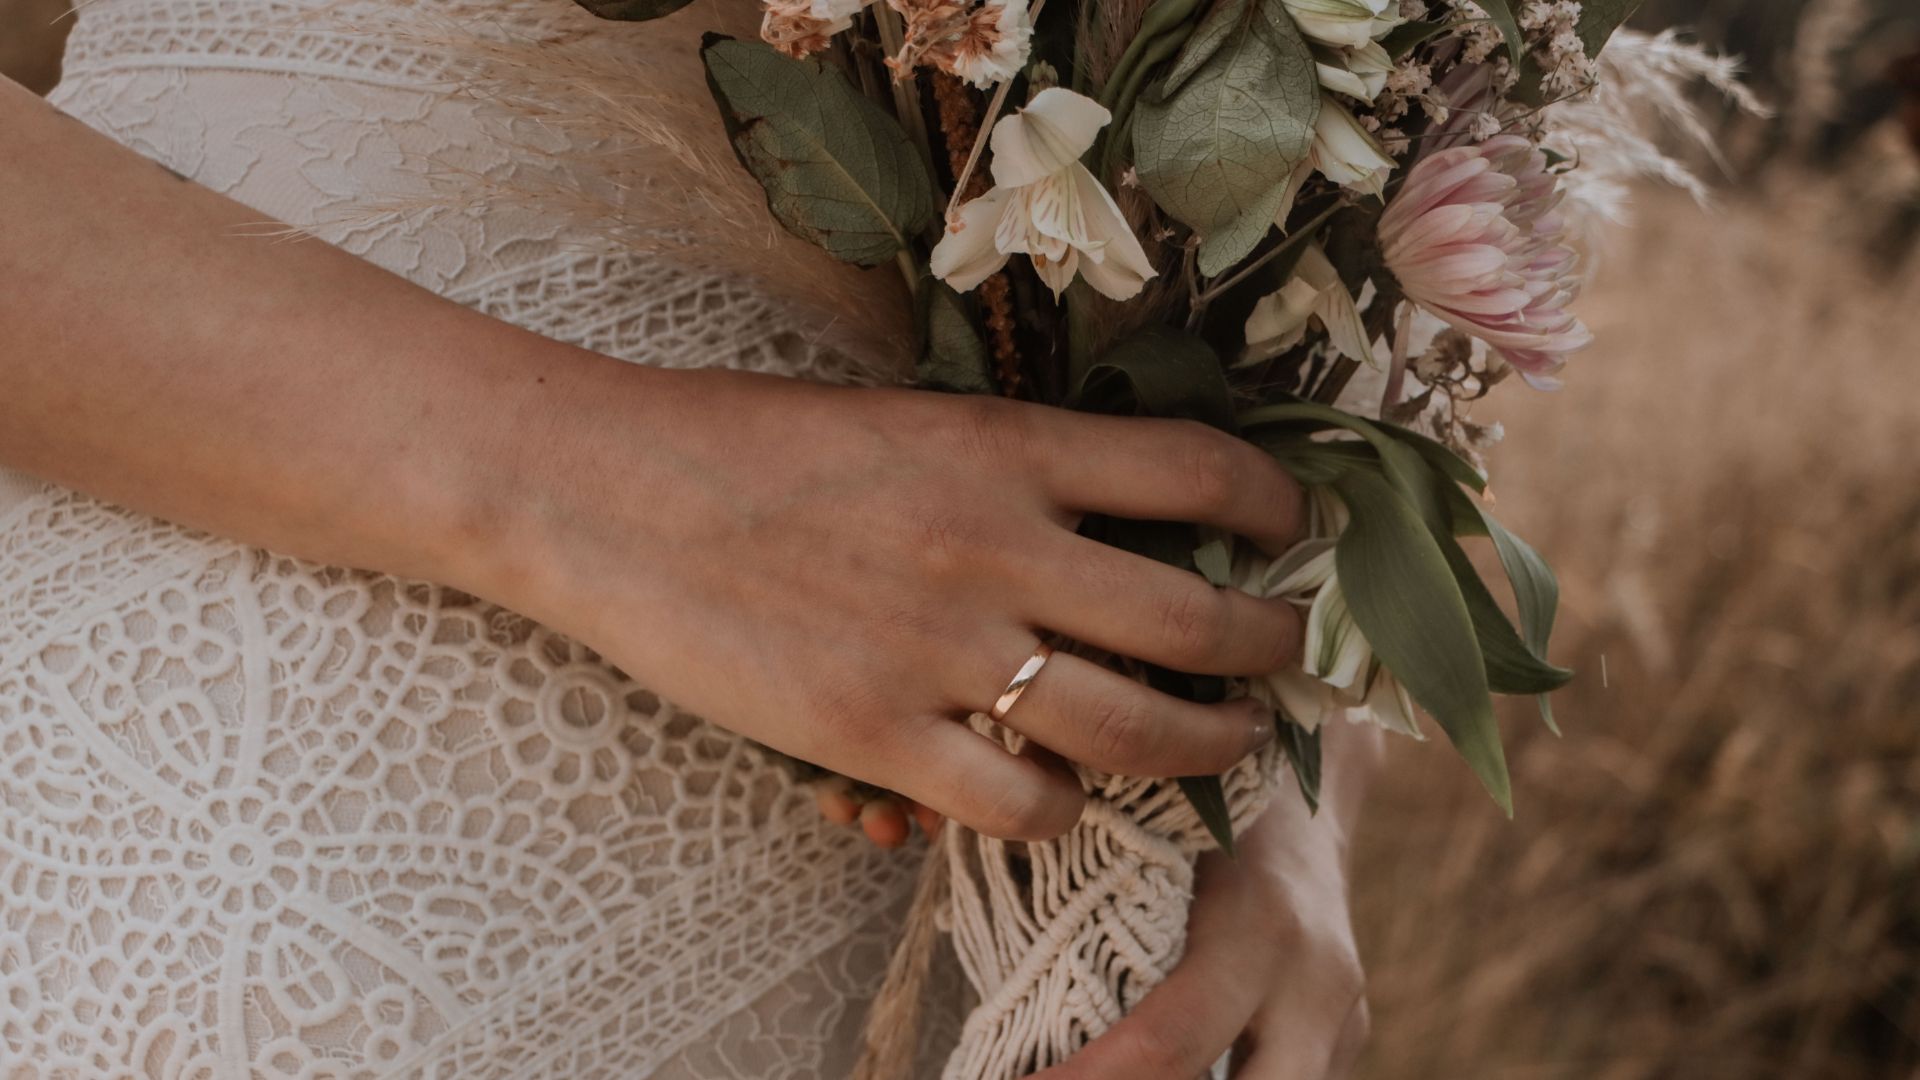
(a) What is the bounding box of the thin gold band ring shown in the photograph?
[989,644,1054,722]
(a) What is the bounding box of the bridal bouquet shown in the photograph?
[557,0,1653,1073]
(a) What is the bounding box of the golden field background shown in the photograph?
[5,1,1919,1076]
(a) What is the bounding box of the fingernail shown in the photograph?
[1248,706,1277,751]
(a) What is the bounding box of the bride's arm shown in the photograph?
[1,76,1311,842]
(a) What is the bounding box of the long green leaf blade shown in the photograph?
[1335,471,1510,813]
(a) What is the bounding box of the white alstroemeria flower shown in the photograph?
[1243,242,1376,368]
[1311,98,1396,198]
[1233,496,1424,740]
[1281,0,1402,49]
[930,88,1158,301]
[1316,41,1394,101]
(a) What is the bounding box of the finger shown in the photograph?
[879,718,1086,841]
[860,799,911,849]
[1034,852,1271,1080]
[1026,533,1304,675]
[1039,414,1306,554]
[1232,993,1369,1080]
[995,649,1275,777]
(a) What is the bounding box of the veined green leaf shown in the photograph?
[1470,0,1526,64]
[1132,0,1320,277]
[1334,471,1509,813]
[1178,775,1238,855]
[1074,328,1238,432]
[1471,500,1565,731]
[917,282,996,394]
[702,36,936,267]
[573,0,697,20]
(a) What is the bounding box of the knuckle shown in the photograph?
[1158,583,1229,663]
[948,395,1031,465]
[1126,1013,1207,1076]
[1172,426,1243,513]
[1084,690,1156,768]
[902,503,985,577]
[971,774,1074,840]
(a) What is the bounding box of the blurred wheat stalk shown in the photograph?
[1353,179,1920,1078]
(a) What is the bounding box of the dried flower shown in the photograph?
[888,0,1033,87]
[930,88,1157,300]
[760,0,868,58]
[1380,134,1592,389]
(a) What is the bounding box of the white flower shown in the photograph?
[1311,98,1396,198]
[810,0,869,22]
[1232,498,1426,740]
[1281,0,1403,49]
[930,88,1157,301]
[1243,242,1376,368]
[1316,41,1394,101]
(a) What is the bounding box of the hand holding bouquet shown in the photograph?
[547,0,1719,1073]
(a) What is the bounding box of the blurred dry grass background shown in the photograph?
[1353,179,1920,1079]
[5,0,1920,1076]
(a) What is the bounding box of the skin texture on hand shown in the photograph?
[0,75,1309,843]
[1035,721,1386,1080]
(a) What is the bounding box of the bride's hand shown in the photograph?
[1034,723,1385,1080]
[475,366,1307,842]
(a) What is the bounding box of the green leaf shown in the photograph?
[1277,721,1322,814]
[1380,19,1450,61]
[1470,501,1566,732]
[572,0,697,20]
[917,283,996,394]
[1577,0,1643,57]
[1193,537,1234,586]
[701,36,936,267]
[1178,775,1238,855]
[1073,328,1238,432]
[1131,0,1319,277]
[1437,532,1573,696]
[1470,0,1526,64]
[1334,471,1510,813]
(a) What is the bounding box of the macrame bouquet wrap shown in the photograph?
[856,714,1282,1080]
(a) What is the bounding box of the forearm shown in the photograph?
[0,76,641,593]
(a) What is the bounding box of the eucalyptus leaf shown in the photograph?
[1131,0,1319,277]
[701,36,936,266]
[1334,471,1510,813]
[1074,328,1238,432]
[1469,0,1527,64]
[1178,775,1238,855]
[918,283,997,394]
[572,0,697,19]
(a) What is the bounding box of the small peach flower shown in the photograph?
[888,0,1033,88]
[1380,135,1592,389]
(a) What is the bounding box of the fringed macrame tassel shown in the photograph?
[853,823,954,1080]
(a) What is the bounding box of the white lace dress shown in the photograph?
[0,2,946,1076]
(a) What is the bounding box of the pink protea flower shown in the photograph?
[1379,134,1592,389]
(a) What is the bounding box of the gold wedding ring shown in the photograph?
[989,644,1054,722]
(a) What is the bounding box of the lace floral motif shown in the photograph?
[2,2,936,1076]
